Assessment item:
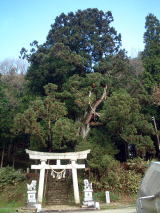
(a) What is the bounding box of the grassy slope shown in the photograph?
[0,181,26,209]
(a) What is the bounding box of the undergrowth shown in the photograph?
[0,167,26,208]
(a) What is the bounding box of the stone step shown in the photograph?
[44,176,73,205]
[46,201,69,204]
[47,187,69,191]
[46,190,69,193]
[47,185,68,188]
[46,193,68,198]
[45,199,71,203]
[45,198,71,204]
[46,199,73,202]
[47,183,70,186]
[47,185,69,189]
[46,199,68,202]
[47,179,71,183]
[46,196,69,199]
[46,197,69,200]
[47,183,71,186]
[46,198,69,201]
[46,191,69,194]
[46,201,70,205]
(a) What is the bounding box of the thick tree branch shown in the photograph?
[84,85,108,125]
[89,121,103,126]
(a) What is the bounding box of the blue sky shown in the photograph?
[0,0,160,60]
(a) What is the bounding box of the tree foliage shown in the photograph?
[101,90,155,159]
[153,86,160,105]
[21,8,128,95]
[142,14,160,90]
[13,84,80,151]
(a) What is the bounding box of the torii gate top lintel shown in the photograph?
[26,149,90,160]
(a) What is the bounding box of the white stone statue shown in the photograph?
[83,179,94,207]
[27,180,37,191]
[84,179,92,190]
[82,179,100,209]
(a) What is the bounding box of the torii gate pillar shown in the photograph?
[37,160,46,203]
[71,160,80,204]
[26,149,90,205]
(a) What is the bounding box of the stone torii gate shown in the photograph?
[26,149,90,204]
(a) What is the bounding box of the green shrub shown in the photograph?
[91,164,142,194]
[80,143,144,195]
[0,167,25,188]
[118,170,141,194]
[126,157,148,175]
[93,192,105,202]
[110,192,120,202]
[93,191,120,203]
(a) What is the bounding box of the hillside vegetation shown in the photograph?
[0,9,160,202]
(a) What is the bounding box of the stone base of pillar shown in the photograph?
[27,190,37,207]
[82,200,95,207]
[82,201,100,210]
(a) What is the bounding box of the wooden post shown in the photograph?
[71,160,80,204]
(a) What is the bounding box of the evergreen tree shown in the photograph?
[101,90,155,160]
[13,84,80,151]
[143,14,160,90]
[21,8,128,95]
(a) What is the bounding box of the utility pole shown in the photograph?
[152,116,160,151]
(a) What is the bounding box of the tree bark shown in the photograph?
[12,142,15,168]
[80,124,90,139]
[84,85,107,125]
[7,141,12,162]
[80,85,108,139]
[0,143,5,168]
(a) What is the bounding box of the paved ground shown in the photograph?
[17,205,136,213]
[91,207,136,213]
[41,207,136,213]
